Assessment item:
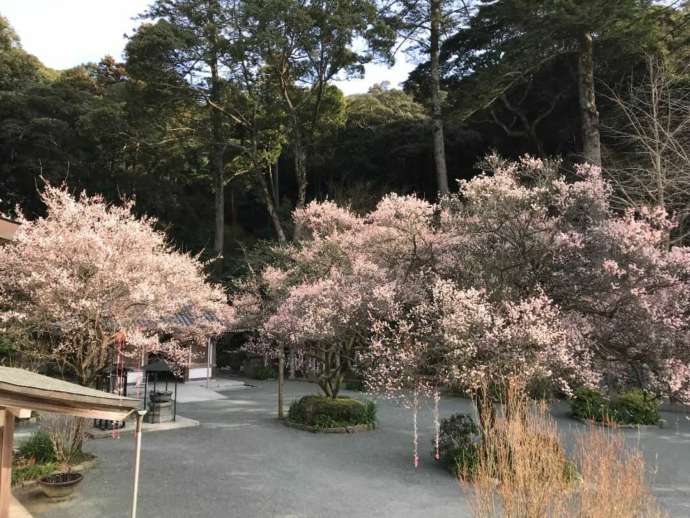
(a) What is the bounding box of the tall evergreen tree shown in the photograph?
[439,0,675,166]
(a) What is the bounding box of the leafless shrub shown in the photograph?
[465,383,666,517]
[39,414,86,467]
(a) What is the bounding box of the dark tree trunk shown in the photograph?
[259,169,287,243]
[577,31,602,166]
[318,350,345,399]
[430,0,449,196]
[209,57,225,263]
[292,128,308,240]
[272,160,280,208]
[278,349,285,419]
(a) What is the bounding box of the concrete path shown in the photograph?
[16,379,690,518]
[11,496,33,518]
[173,377,248,403]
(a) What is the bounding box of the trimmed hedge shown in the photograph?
[571,388,660,425]
[288,395,376,429]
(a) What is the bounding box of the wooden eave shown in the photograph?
[0,367,140,421]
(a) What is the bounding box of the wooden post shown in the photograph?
[130,410,146,518]
[278,350,285,419]
[206,337,212,389]
[0,408,14,518]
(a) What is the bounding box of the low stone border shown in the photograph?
[283,419,373,434]
[88,414,199,439]
[572,415,666,430]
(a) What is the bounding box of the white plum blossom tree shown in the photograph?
[0,185,231,386]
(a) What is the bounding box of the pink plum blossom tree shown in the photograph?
[234,155,690,461]
[440,156,690,402]
[0,185,231,386]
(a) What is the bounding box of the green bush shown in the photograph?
[611,389,660,425]
[571,388,611,422]
[253,365,277,380]
[436,413,480,478]
[243,358,277,380]
[344,377,364,391]
[288,395,376,429]
[526,376,555,401]
[18,431,56,464]
[571,387,660,425]
[12,462,57,486]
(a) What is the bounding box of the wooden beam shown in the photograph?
[0,394,133,422]
[0,381,139,410]
[0,408,15,518]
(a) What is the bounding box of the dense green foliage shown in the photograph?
[612,390,662,425]
[13,430,59,486]
[287,395,376,429]
[0,1,688,278]
[571,388,661,425]
[11,462,57,486]
[436,414,480,478]
[18,431,56,464]
[571,388,611,423]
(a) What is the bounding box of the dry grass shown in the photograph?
[574,429,665,518]
[464,384,666,518]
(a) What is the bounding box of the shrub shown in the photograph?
[526,376,555,401]
[12,462,57,486]
[437,414,480,478]
[571,388,660,425]
[18,430,56,464]
[611,389,660,425]
[344,376,364,391]
[287,395,376,429]
[253,365,277,380]
[243,358,277,380]
[571,388,612,423]
[574,428,666,518]
[467,390,664,518]
[39,414,85,466]
[468,393,578,517]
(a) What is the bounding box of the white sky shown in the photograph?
[0,0,415,95]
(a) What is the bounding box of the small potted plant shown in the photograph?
[36,415,86,501]
[38,471,83,501]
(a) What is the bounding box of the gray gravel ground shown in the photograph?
[18,378,690,518]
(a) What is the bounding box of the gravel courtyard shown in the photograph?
[18,378,690,518]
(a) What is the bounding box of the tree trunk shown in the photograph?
[213,150,224,256]
[273,160,280,208]
[209,57,225,264]
[317,350,344,399]
[430,0,449,196]
[278,349,285,419]
[259,170,287,243]
[577,31,602,166]
[292,129,308,240]
[228,186,237,226]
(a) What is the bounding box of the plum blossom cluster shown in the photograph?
[0,185,232,385]
[234,155,690,462]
